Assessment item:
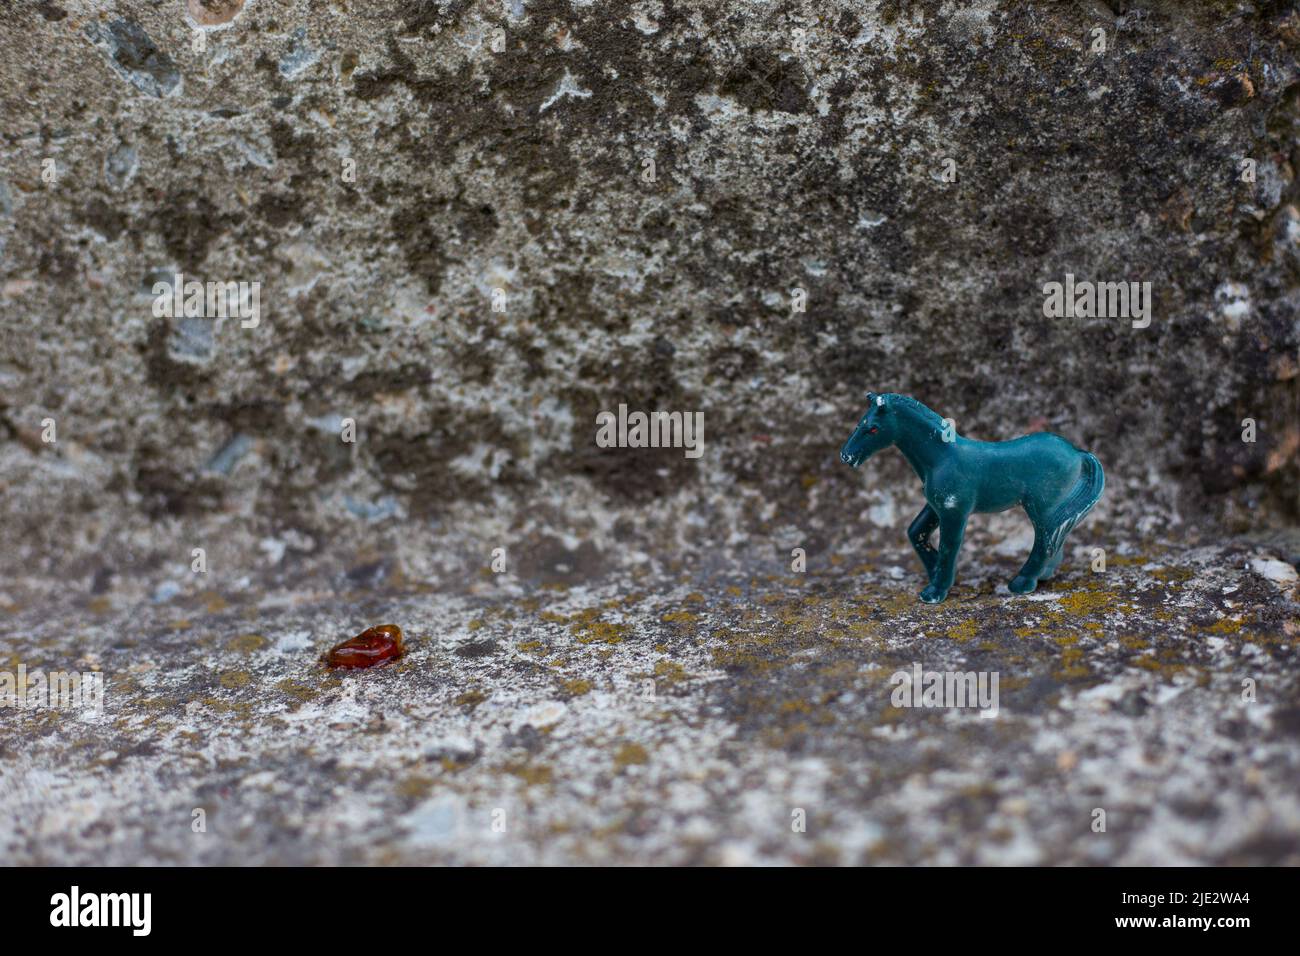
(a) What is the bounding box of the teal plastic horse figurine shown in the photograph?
[840,393,1104,603]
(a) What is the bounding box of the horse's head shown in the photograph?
[840,392,897,468]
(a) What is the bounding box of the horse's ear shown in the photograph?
[865,391,876,405]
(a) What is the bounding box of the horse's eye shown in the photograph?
[868,426,879,435]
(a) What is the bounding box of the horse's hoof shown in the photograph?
[919,585,948,604]
[1009,575,1038,594]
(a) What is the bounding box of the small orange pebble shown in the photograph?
[323,624,405,669]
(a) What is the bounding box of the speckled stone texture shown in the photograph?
[1,0,1298,864]
[3,538,1299,865]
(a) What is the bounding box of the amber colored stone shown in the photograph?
[323,624,405,669]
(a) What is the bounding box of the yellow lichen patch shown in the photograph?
[653,660,689,686]
[769,599,833,634]
[1206,616,1246,636]
[397,775,434,800]
[661,610,699,624]
[218,670,251,689]
[613,742,649,769]
[1150,566,1196,584]
[1103,554,1148,568]
[560,678,593,696]
[517,639,546,654]
[276,678,316,702]
[845,620,880,640]
[1055,646,1088,679]
[467,618,485,631]
[505,761,553,786]
[454,688,487,709]
[877,590,916,615]
[109,672,141,693]
[539,610,567,624]
[571,614,628,645]
[711,646,773,670]
[227,633,269,654]
[1057,588,1125,617]
[946,619,979,642]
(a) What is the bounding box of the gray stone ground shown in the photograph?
[3,525,1298,865]
[1,1,1299,864]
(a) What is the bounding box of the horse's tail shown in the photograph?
[1045,452,1105,556]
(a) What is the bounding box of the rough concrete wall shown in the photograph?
[0,0,1297,592]
[3,0,1300,871]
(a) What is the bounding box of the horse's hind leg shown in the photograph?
[1010,524,1052,594]
[1040,547,1064,580]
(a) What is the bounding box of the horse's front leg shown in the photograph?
[919,508,969,604]
[907,504,940,580]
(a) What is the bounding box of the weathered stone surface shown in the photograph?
[0,0,1296,583]
[0,1,1298,864]
[2,538,1298,865]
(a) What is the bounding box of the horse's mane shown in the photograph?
[884,393,945,429]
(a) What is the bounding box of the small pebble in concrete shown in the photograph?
[188,0,245,28]
[84,19,180,99]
